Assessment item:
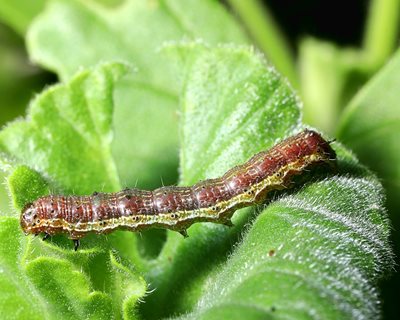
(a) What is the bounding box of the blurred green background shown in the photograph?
[0,0,398,318]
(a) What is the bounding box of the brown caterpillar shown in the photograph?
[20,129,336,250]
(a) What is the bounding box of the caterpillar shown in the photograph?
[20,129,336,250]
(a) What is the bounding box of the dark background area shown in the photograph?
[264,0,368,48]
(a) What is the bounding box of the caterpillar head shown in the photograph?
[20,202,41,235]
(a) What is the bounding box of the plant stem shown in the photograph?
[363,0,400,68]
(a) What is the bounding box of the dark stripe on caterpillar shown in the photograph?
[20,129,336,250]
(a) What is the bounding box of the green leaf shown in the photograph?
[26,257,114,319]
[0,170,10,214]
[137,44,393,319]
[0,217,42,320]
[337,48,400,217]
[0,62,128,195]
[109,252,147,320]
[27,0,250,189]
[0,63,147,319]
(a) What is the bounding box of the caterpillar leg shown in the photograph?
[73,239,80,251]
[178,229,189,238]
[42,233,50,241]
